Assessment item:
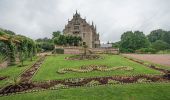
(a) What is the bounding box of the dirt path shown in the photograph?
[123,54,170,67]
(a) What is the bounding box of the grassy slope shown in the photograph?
[1,83,170,100]
[0,57,38,87]
[33,54,160,81]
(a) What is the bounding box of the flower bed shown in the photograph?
[65,55,102,60]
[0,75,169,96]
[57,65,133,74]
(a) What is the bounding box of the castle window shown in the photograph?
[74,26,79,30]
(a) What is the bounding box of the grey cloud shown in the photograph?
[0,0,170,42]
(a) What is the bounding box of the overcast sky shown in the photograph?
[0,0,170,42]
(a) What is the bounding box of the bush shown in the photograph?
[136,48,157,54]
[52,48,64,54]
[152,40,170,51]
[41,42,55,51]
[120,48,135,53]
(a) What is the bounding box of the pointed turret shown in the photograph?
[95,25,97,31]
[91,21,94,29]
[76,10,78,14]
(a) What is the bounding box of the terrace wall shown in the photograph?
[56,46,119,54]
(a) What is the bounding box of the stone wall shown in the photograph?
[61,47,119,54]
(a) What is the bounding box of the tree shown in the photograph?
[53,35,82,46]
[112,41,120,48]
[162,31,170,44]
[53,35,66,46]
[36,37,52,43]
[40,42,55,51]
[52,31,61,38]
[152,40,169,51]
[0,28,37,66]
[147,29,165,43]
[4,30,15,35]
[120,31,149,52]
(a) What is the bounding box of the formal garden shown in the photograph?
[0,53,170,100]
[0,29,170,100]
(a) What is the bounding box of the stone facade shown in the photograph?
[63,11,100,48]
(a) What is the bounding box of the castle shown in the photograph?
[63,11,100,48]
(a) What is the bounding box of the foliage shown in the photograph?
[41,42,55,51]
[136,48,157,54]
[112,41,120,48]
[7,38,16,65]
[0,28,37,66]
[157,49,170,54]
[152,40,170,51]
[3,30,15,35]
[162,31,170,44]
[36,37,53,43]
[0,41,7,61]
[53,35,82,46]
[147,29,165,43]
[118,29,170,53]
[52,31,61,38]
[54,35,67,45]
[120,31,150,53]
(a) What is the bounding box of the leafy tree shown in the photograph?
[52,31,61,38]
[120,31,149,52]
[54,35,66,46]
[53,35,82,46]
[162,31,170,44]
[147,29,165,43]
[36,37,52,43]
[112,41,120,48]
[4,30,15,35]
[0,28,37,66]
[152,40,170,51]
[41,42,55,51]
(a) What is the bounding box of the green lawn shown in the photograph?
[33,54,161,81]
[0,57,39,88]
[1,83,170,100]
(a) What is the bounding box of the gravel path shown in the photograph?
[123,54,170,67]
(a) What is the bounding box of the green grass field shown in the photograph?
[0,57,39,87]
[1,83,170,100]
[33,54,161,81]
[0,54,169,100]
